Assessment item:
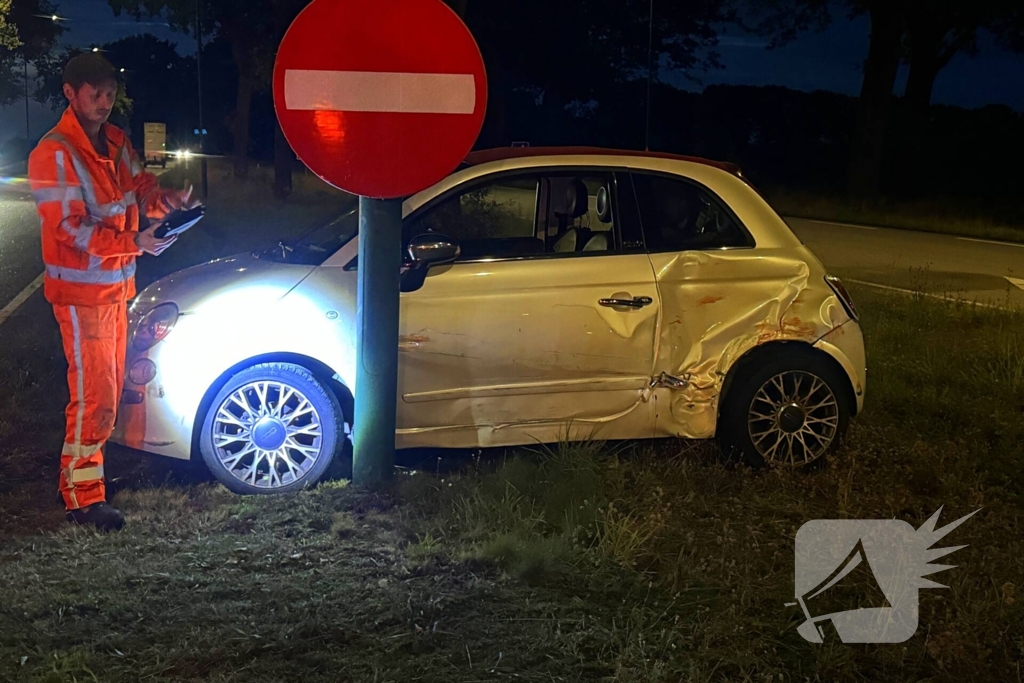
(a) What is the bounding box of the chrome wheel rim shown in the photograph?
[212,381,324,489]
[747,371,839,466]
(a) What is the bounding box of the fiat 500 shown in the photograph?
[113,148,866,494]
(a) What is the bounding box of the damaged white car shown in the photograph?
[112,148,866,494]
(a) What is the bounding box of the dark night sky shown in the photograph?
[2,0,1023,143]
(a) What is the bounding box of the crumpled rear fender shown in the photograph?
[649,247,860,439]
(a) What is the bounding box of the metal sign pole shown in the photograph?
[352,196,403,485]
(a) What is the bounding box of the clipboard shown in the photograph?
[154,206,205,239]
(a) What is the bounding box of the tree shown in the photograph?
[846,1,908,201]
[0,0,62,107]
[746,0,1024,200]
[0,0,19,50]
[451,0,725,147]
[745,0,910,199]
[901,0,1024,118]
[109,0,286,177]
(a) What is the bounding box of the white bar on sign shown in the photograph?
[284,69,476,114]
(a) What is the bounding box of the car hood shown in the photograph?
[132,252,316,315]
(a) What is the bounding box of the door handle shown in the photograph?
[599,296,653,309]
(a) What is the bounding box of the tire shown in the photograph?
[717,349,852,469]
[199,363,345,494]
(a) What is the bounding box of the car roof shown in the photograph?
[464,146,744,177]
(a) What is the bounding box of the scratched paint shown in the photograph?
[648,246,848,439]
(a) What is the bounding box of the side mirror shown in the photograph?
[401,233,460,293]
[407,233,460,266]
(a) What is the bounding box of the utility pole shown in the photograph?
[644,0,654,152]
[196,0,209,198]
[23,54,30,140]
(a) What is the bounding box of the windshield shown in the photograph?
[257,207,359,265]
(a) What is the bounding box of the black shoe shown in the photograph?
[66,503,125,532]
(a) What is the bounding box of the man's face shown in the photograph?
[63,80,117,127]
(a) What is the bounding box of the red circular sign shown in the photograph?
[273,0,487,199]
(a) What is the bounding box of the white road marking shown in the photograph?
[847,279,1011,311]
[797,218,879,230]
[1007,277,1024,291]
[284,69,476,114]
[0,272,44,327]
[957,237,1024,249]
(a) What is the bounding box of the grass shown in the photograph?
[395,287,1024,680]
[1,206,1022,680]
[2,283,1021,681]
[766,186,1024,244]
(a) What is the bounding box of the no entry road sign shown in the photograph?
[273,0,488,199]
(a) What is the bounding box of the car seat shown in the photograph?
[552,179,590,253]
[581,185,612,252]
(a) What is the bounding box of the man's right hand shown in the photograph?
[135,222,176,256]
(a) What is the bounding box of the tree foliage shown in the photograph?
[0,0,20,51]
[741,0,1024,198]
[0,0,62,106]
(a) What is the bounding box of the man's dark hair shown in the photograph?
[63,52,118,90]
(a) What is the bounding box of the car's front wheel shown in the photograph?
[199,363,344,494]
[718,349,852,468]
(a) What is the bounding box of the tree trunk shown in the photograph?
[905,22,943,120]
[847,4,905,201]
[231,41,255,178]
[273,120,293,200]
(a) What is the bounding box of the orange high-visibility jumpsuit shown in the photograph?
[29,109,175,510]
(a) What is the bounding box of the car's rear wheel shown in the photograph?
[199,363,344,494]
[718,350,851,468]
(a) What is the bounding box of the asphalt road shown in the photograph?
[0,183,45,323]
[786,217,1024,309]
[1,200,1022,324]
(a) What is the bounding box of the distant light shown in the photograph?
[51,14,58,21]
[120,68,125,73]
[92,47,99,52]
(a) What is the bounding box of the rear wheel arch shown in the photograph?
[190,352,353,460]
[718,341,857,423]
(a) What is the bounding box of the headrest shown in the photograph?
[596,186,612,223]
[564,179,589,220]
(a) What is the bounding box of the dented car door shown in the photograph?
[397,171,661,438]
[629,171,815,439]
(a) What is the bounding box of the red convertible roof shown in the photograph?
[464,146,743,176]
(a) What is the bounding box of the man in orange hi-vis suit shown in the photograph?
[29,53,198,531]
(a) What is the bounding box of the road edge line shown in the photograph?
[0,272,45,327]
[956,237,1024,249]
[847,279,1014,312]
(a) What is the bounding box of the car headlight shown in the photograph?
[132,303,179,350]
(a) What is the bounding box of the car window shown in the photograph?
[631,173,752,251]
[404,171,627,261]
[540,174,617,255]
[405,176,542,260]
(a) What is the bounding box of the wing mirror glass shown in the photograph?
[407,233,460,266]
[401,233,460,292]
